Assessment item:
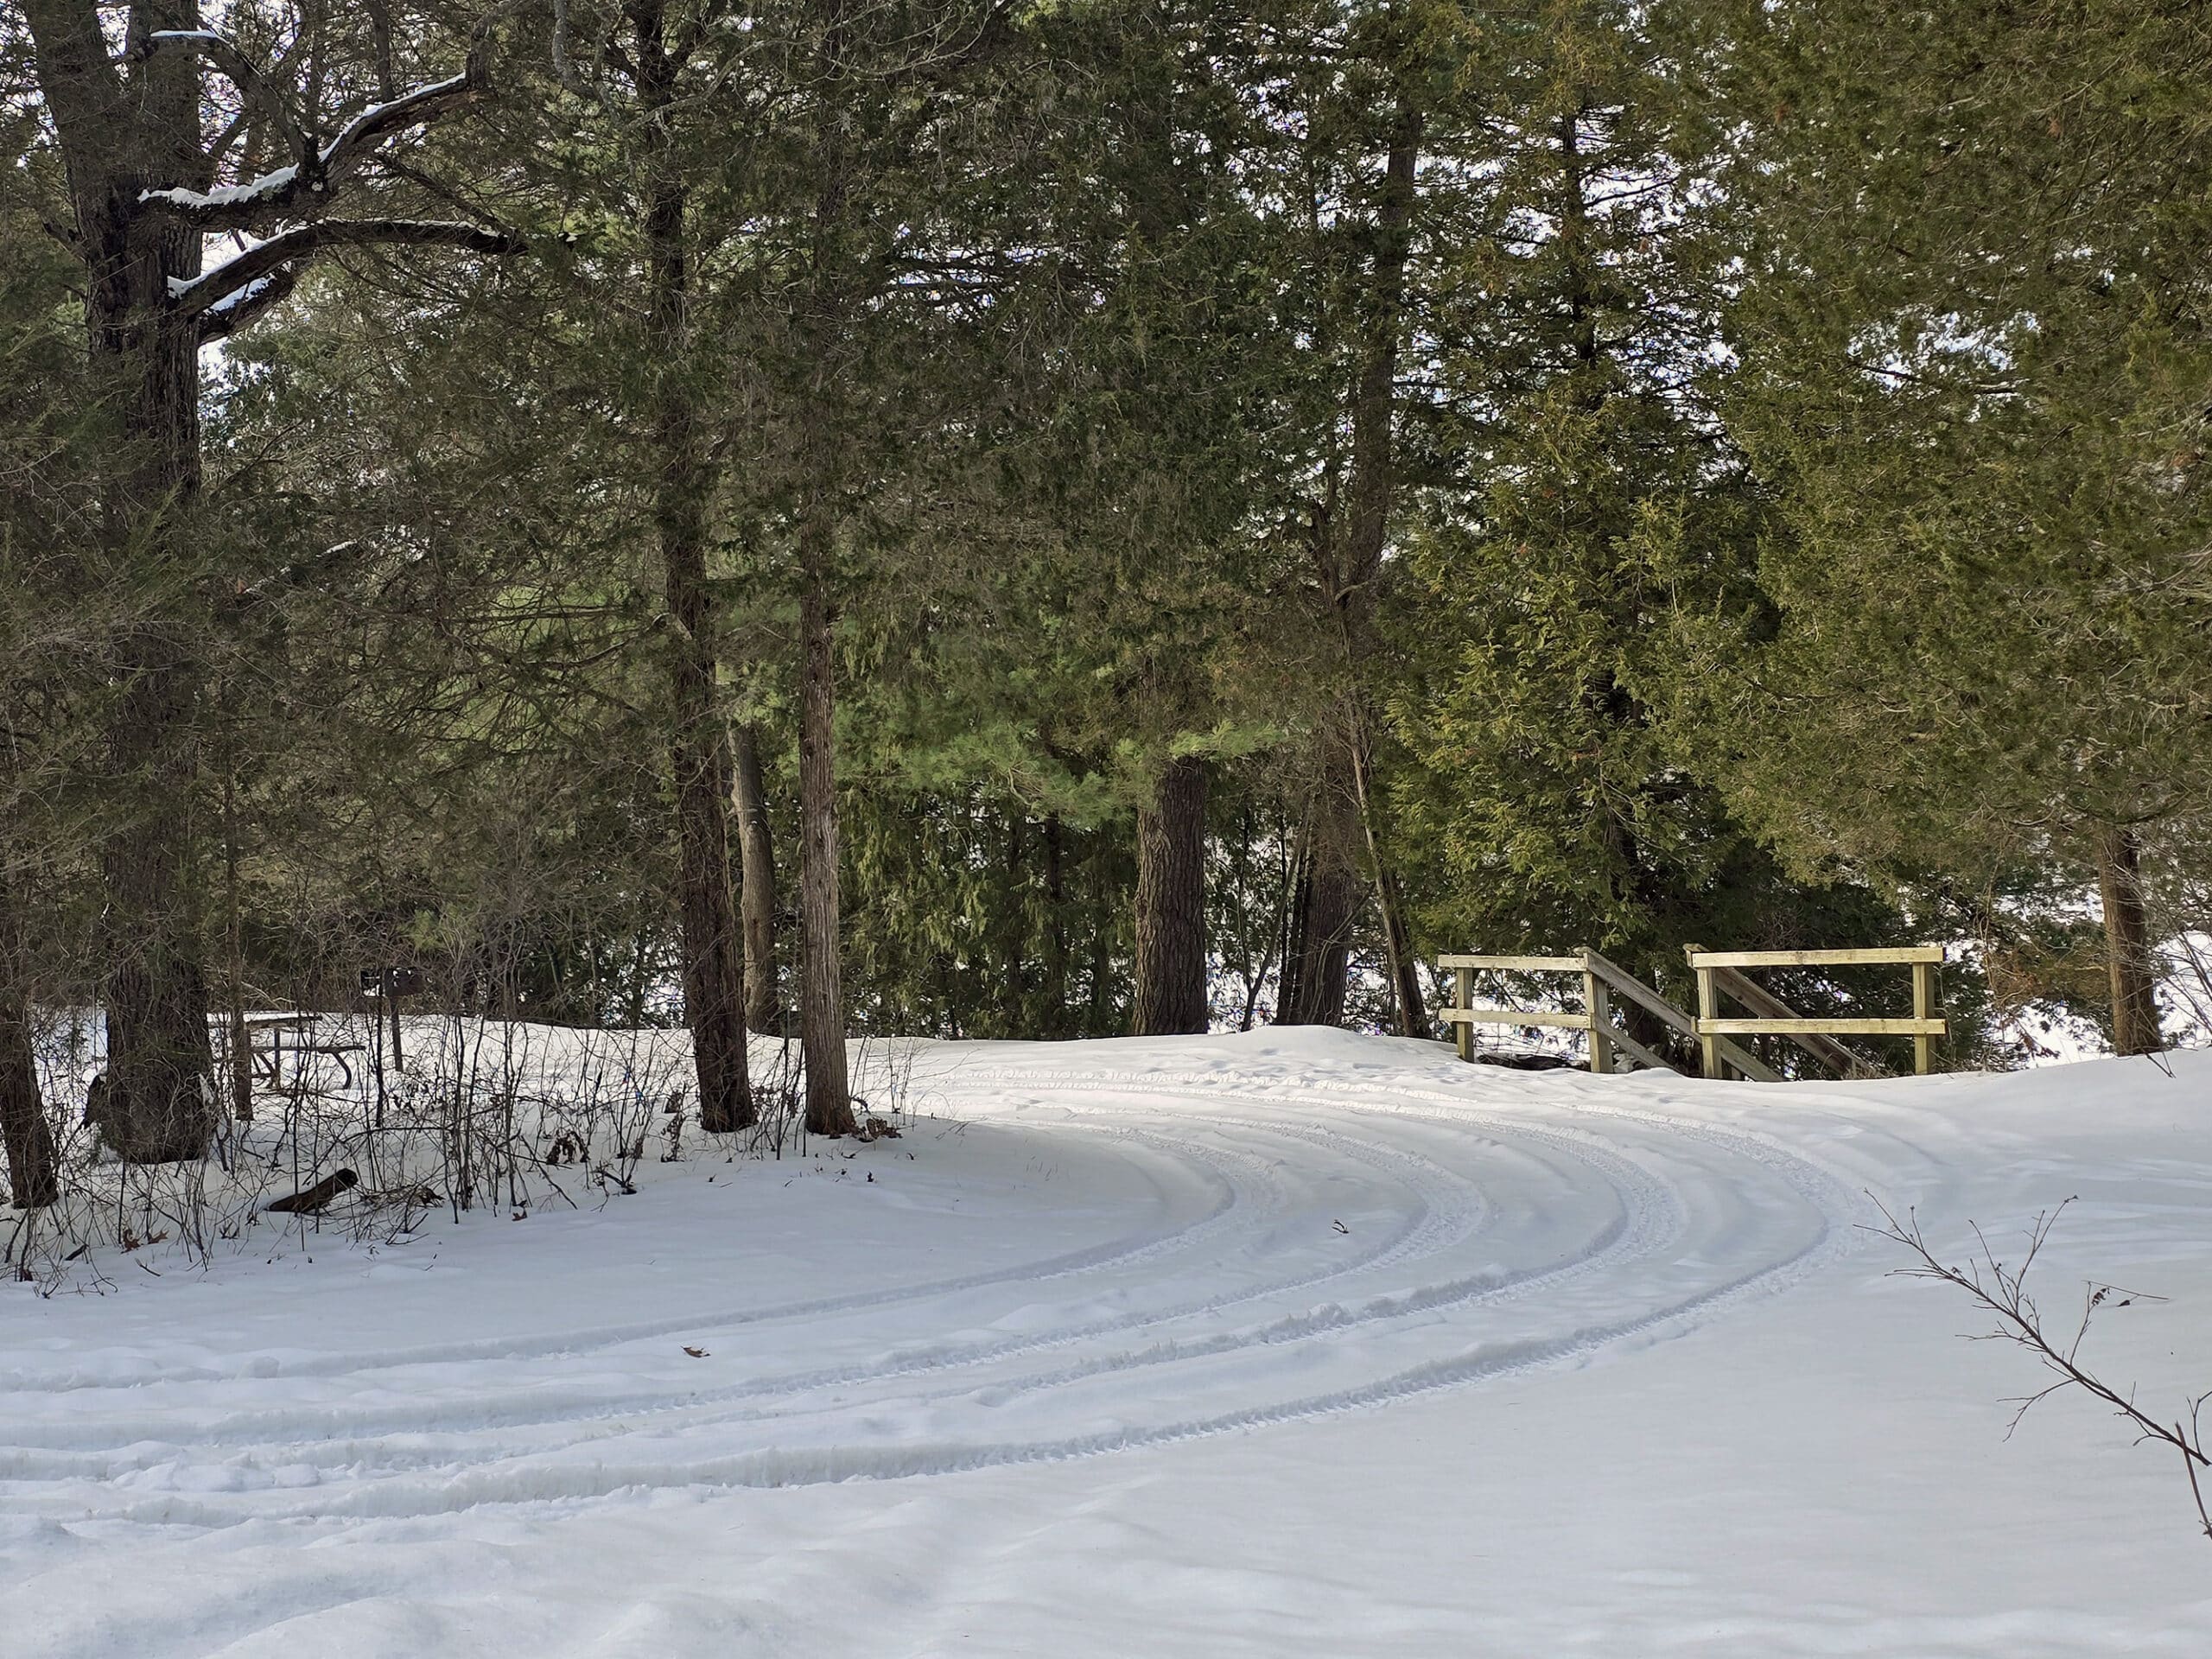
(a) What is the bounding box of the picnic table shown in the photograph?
[224,1015,370,1090]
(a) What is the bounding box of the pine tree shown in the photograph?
[1683,0,2212,1052]
[17,2,513,1158]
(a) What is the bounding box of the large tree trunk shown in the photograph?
[29,0,220,1162]
[219,760,254,1124]
[1132,755,1210,1035]
[0,879,60,1210]
[100,640,218,1162]
[1346,708,1424,1037]
[729,721,781,1034]
[639,4,751,1134]
[1282,98,1425,1033]
[1043,811,1070,1037]
[798,574,856,1136]
[31,3,503,1162]
[1277,807,1361,1027]
[794,0,857,1139]
[2096,823,2164,1056]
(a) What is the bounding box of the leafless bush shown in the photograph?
[4,1009,806,1292]
[1873,1196,2212,1548]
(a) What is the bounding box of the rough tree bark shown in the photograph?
[29,0,217,1161]
[637,1,752,1134]
[2096,824,2164,1056]
[0,878,61,1209]
[793,0,858,1138]
[1278,812,1360,1026]
[1280,95,1424,1033]
[24,1,509,1160]
[1132,755,1210,1035]
[219,760,254,1124]
[798,574,855,1135]
[729,721,781,1034]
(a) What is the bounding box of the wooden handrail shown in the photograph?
[1701,1017,1947,1036]
[1580,950,1695,1040]
[1698,963,1876,1080]
[1437,953,1587,972]
[1437,944,1946,1081]
[1688,946,1944,968]
[1685,944,1948,1077]
[1438,950,1711,1077]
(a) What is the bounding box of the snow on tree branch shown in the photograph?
[194,271,298,345]
[137,50,490,231]
[173,219,520,330]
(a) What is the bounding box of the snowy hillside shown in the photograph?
[5,1030,2210,1656]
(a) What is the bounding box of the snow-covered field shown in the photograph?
[5,1029,2210,1656]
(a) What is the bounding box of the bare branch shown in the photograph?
[137,45,493,231]
[173,220,520,323]
[1870,1196,2212,1547]
[195,268,300,345]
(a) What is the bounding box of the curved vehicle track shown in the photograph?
[0,1057,1865,1540]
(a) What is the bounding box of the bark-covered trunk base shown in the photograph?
[2097,824,2164,1056]
[1133,755,1210,1035]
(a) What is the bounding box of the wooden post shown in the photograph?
[1584,965,1613,1074]
[370,977,386,1131]
[1912,960,1936,1076]
[1689,947,1720,1080]
[385,968,405,1073]
[1454,966,1473,1063]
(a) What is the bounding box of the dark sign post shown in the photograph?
[360,965,422,1079]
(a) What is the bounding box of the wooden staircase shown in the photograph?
[1439,945,1949,1079]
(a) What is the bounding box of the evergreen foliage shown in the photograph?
[4,0,2202,1196]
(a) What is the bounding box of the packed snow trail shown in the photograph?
[4,1031,2210,1658]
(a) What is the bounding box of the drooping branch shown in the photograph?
[175,219,520,332]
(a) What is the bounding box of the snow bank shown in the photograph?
[3,1029,2209,1656]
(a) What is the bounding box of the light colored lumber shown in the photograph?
[1440,1007,1593,1030]
[1685,946,1946,969]
[1699,1017,1949,1037]
[1703,963,1876,1079]
[1581,949,1698,1039]
[1586,970,1613,1074]
[1435,954,1587,973]
[1694,963,1720,1078]
[1583,973,1618,1079]
[1913,961,1937,1075]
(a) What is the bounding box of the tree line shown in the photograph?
[5,0,2208,1205]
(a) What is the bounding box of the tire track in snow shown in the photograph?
[0,1060,1853,1530]
[0,1107,1512,1480]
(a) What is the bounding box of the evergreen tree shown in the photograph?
[1681,0,2212,1052]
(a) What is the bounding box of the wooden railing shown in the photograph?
[1684,946,1948,1078]
[1438,950,1774,1078]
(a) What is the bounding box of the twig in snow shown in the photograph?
[1869,1195,2212,1547]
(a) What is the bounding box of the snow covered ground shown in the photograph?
[4,1029,2210,1656]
